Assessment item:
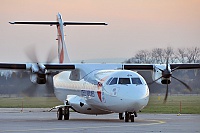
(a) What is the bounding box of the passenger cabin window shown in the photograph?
[132,78,142,85]
[109,78,118,85]
[118,78,131,84]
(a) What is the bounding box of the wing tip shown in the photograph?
[9,21,15,24]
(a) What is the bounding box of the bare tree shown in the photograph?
[164,47,176,63]
[176,48,186,63]
[186,47,200,63]
[134,50,149,63]
[126,46,200,64]
[151,48,165,64]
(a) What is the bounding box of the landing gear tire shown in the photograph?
[64,107,69,120]
[57,108,63,120]
[125,112,129,122]
[124,112,135,122]
[130,114,134,122]
[119,113,124,120]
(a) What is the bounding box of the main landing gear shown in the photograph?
[57,106,70,120]
[119,111,137,122]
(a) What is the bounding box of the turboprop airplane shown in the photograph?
[0,13,200,122]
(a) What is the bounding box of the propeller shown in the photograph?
[25,45,57,64]
[148,57,192,103]
[23,45,57,97]
[22,74,55,97]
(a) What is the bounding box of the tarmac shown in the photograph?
[0,108,199,133]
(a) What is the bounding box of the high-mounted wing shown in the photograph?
[44,64,75,70]
[0,63,26,69]
[123,63,200,71]
[170,63,200,70]
[0,63,75,70]
[0,63,75,84]
[123,64,153,70]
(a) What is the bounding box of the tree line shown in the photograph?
[125,47,200,64]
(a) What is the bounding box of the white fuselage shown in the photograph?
[53,68,149,115]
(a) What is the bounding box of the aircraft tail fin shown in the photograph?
[9,13,107,63]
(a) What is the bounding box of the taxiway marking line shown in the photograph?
[1,120,165,132]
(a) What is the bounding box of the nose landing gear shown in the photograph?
[122,111,137,122]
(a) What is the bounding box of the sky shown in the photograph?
[0,0,200,63]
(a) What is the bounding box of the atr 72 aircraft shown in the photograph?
[0,13,199,122]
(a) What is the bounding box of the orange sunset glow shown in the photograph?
[0,0,200,62]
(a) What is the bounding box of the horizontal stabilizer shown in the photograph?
[9,21,58,25]
[9,21,108,26]
[63,22,107,26]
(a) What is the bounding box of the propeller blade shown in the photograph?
[24,45,56,96]
[22,83,38,97]
[25,45,38,63]
[166,57,169,71]
[45,74,54,95]
[171,76,192,92]
[171,66,179,72]
[46,46,57,64]
[25,45,56,64]
[147,76,162,85]
[163,81,169,104]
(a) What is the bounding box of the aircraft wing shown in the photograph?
[1,63,200,71]
[44,64,75,70]
[123,63,200,70]
[0,63,27,70]
[170,64,200,70]
[123,64,153,70]
[0,63,76,79]
[0,63,75,70]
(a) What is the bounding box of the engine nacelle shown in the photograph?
[36,72,47,84]
[30,73,47,84]
[30,63,47,84]
[31,64,39,73]
[152,64,171,85]
[30,74,37,83]
[161,78,171,84]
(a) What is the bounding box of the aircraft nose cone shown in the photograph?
[119,85,149,112]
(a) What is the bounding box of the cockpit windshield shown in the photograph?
[131,78,142,85]
[106,77,113,85]
[109,78,118,85]
[118,78,131,84]
[107,77,142,85]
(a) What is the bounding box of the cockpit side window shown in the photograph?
[131,78,142,85]
[118,78,131,84]
[106,77,113,85]
[109,78,118,85]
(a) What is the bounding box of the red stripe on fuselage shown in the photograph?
[97,91,102,102]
